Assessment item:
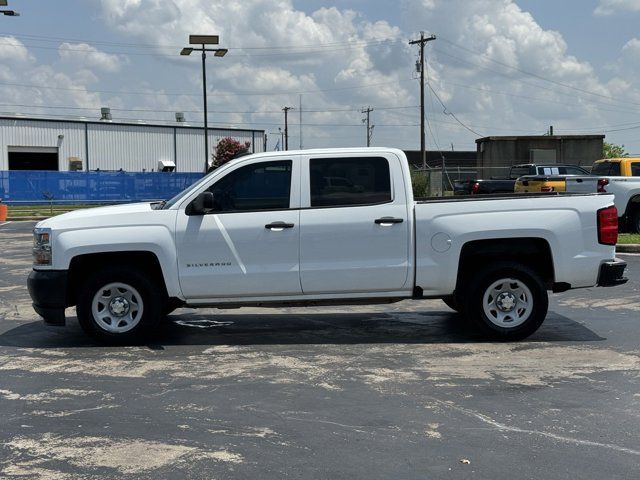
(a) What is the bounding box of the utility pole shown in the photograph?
[409,32,436,170]
[283,106,293,150]
[361,107,374,147]
[299,95,303,149]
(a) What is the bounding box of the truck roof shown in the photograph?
[594,157,640,164]
[244,147,407,159]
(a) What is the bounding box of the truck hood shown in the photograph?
[36,202,157,230]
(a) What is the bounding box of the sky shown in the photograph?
[1,0,640,153]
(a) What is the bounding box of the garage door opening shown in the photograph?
[8,146,59,171]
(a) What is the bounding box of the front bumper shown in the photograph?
[597,259,628,287]
[27,270,68,326]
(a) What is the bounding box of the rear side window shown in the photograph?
[631,163,640,177]
[560,166,589,175]
[510,166,532,178]
[208,160,292,212]
[310,157,391,207]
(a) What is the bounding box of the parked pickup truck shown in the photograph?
[592,157,640,233]
[28,148,627,343]
[455,164,591,195]
[514,175,606,194]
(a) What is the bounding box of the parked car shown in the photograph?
[593,157,640,232]
[455,163,590,195]
[28,148,627,343]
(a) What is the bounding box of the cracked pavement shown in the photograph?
[0,220,639,479]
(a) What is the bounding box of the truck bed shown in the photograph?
[415,191,603,203]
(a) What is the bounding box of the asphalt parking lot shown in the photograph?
[0,220,639,479]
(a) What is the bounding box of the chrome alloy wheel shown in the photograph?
[91,282,143,333]
[482,278,533,328]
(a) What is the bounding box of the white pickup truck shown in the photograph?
[28,148,627,343]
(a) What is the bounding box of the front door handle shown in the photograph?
[265,222,295,231]
[375,217,404,226]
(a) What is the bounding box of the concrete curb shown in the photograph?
[616,244,640,253]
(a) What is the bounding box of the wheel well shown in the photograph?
[456,238,555,291]
[67,251,168,306]
[627,195,640,215]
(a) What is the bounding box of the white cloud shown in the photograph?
[58,42,125,72]
[0,0,635,152]
[0,36,34,63]
[594,0,640,16]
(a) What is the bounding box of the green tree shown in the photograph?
[209,137,251,172]
[602,142,628,159]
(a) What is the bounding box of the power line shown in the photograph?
[436,35,640,108]
[0,78,413,97]
[0,36,404,59]
[427,84,483,137]
[0,30,403,52]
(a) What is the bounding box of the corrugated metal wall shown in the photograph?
[88,123,175,171]
[0,118,85,171]
[0,117,264,172]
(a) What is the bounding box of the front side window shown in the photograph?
[310,157,391,207]
[630,162,640,177]
[208,160,292,212]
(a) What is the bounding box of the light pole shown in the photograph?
[0,0,19,16]
[180,35,227,174]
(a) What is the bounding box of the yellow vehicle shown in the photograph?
[591,157,640,177]
[515,176,567,193]
[514,165,590,193]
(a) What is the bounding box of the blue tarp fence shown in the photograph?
[0,170,203,204]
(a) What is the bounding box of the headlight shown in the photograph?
[33,228,52,266]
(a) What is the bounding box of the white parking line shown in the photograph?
[0,221,11,227]
[618,252,640,257]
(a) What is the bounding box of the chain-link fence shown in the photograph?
[411,167,478,197]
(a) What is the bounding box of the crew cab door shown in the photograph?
[299,153,411,294]
[175,156,302,299]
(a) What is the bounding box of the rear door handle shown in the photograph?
[265,222,295,231]
[375,217,404,226]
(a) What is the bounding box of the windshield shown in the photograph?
[161,172,209,209]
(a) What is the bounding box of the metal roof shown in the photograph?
[0,115,265,134]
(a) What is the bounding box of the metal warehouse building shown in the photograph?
[0,115,265,173]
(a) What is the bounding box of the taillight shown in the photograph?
[598,206,618,246]
[597,178,609,193]
[471,182,480,194]
[541,186,554,193]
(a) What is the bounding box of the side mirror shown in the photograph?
[188,191,216,215]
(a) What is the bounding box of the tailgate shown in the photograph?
[565,176,600,194]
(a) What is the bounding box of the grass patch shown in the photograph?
[7,204,107,218]
[618,233,640,245]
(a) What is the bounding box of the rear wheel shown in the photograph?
[630,208,640,234]
[76,266,163,343]
[460,262,548,341]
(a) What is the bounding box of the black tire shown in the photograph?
[630,208,640,234]
[442,295,461,313]
[460,262,548,341]
[76,266,163,343]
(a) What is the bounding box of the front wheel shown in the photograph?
[76,266,163,343]
[461,263,548,341]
